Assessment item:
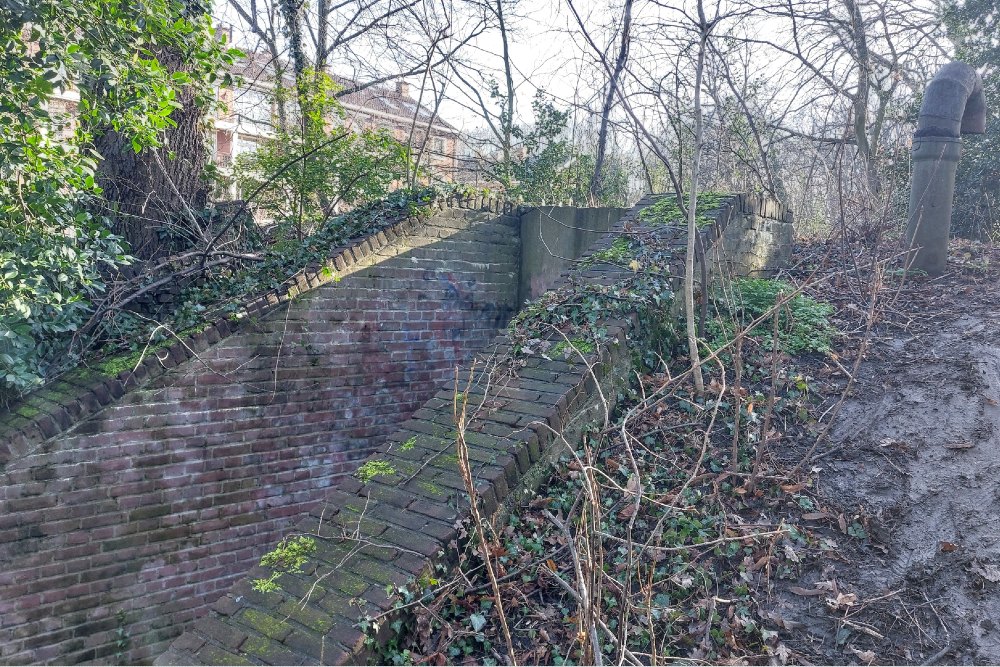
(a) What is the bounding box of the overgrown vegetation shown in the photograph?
[639,192,731,227]
[709,278,836,354]
[0,0,236,395]
[507,228,679,367]
[251,535,318,593]
[361,274,842,665]
[232,72,410,238]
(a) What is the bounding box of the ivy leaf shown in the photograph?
[469,613,487,633]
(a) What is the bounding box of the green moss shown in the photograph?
[95,341,169,377]
[355,459,397,483]
[550,338,596,358]
[239,608,292,639]
[15,404,41,419]
[418,480,445,496]
[587,236,636,265]
[399,436,417,451]
[639,192,730,227]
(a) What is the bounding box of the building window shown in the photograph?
[235,87,272,126]
[430,137,445,155]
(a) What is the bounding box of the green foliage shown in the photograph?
[549,338,595,359]
[944,0,1000,239]
[485,90,630,206]
[709,278,835,354]
[233,72,410,237]
[638,192,731,227]
[164,186,450,333]
[509,231,678,370]
[586,236,636,265]
[251,535,317,593]
[0,0,236,396]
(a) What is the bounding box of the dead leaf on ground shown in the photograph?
[971,560,1000,583]
[781,482,806,493]
[826,592,858,610]
[940,541,960,552]
[802,512,831,521]
[761,610,802,630]
[850,647,877,664]
[838,513,848,533]
[789,586,826,597]
[815,579,839,593]
[625,473,641,499]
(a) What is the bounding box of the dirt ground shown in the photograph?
[769,245,1000,665]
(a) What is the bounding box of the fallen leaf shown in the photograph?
[783,543,801,563]
[625,474,641,498]
[850,647,877,664]
[940,541,959,552]
[802,512,831,521]
[838,513,848,533]
[781,483,806,493]
[617,503,637,520]
[546,559,558,572]
[789,586,826,596]
[971,560,1000,583]
[985,396,999,407]
[775,643,793,664]
[761,610,802,630]
[825,592,858,610]
[816,580,839,593]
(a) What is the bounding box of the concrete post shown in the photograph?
[905,137,962,276]
[904,62,986,275]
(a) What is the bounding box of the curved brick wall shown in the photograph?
[156,193,795,667]
[0,202,520,665]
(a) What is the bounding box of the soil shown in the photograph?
[767,249,1000,665]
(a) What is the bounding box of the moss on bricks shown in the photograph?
[237,608,292,640]
[276,601,334,634]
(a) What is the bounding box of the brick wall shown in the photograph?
[0,206,519,665]
[154,194,796,666]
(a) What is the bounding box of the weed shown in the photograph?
[251,535,317,593]
[708,278,835,354]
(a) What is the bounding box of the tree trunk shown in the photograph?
[590,0,632,203]
[685,6,709,397]
[93,46,208,261]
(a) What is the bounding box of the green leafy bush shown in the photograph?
[233,73,410,238]
[709,278,835,354]
[0,0,234,397]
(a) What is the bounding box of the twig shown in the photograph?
[454,364,517,667]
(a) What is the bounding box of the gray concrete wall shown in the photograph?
[518,206,628,304]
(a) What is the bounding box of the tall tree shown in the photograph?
[590,0,633,203]
[0,0,229,392]
[92,0,226,260]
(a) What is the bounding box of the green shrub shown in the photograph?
[709,278,835,354]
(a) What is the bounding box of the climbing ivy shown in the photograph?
[508,229,679,367]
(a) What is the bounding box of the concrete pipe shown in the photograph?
[905,62,986,275]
